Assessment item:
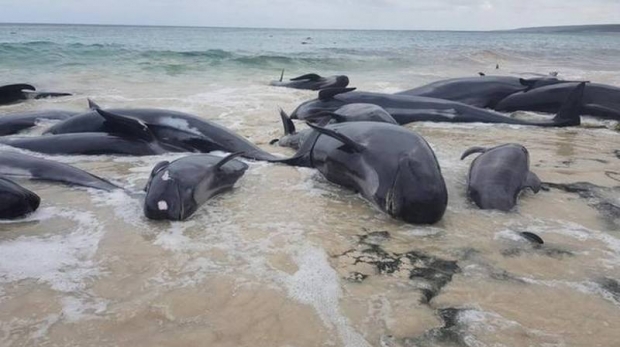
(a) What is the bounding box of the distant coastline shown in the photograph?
[506,24,620,33]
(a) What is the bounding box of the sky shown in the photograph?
[1,0,619,30]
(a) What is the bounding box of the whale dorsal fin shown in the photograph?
[305,122,365,153]
[290,73,321,81]
[215,152,244,170]
[0,84,36,93]
[88,98,101,110]
[95,108,156,142]
[318,87,356,101]
[552,82,586,126]
[460,146,487,160]
[523,171,542,193]
[279,108,296,135]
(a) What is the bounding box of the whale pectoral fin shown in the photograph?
[290,73,321,81]
[88,98,101,110]
[0,84,36,93]
[144,160,170,191]
[215,152,245,170]
[552,82,586,126]
[523,171,542,193]
[95,108,156,142]
[318,87,356,101]
[279,69,285,82]
[279,108,296,135]
[460,146,487,160]
[478,72,486,76]
[305,122,365,153]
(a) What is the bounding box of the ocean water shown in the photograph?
[1,24,619,347]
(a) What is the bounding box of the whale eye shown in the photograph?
[158,200,168,211]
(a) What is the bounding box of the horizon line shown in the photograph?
[1,21,618,32]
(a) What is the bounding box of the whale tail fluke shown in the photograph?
[552,82,586,126]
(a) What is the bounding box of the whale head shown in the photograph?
[143,161,196,221]
[386,151,448,224]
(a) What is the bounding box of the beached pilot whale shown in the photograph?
[46,100,279,161]
[0,177,40,219]
[144,152,248,221]
[289,83,585,127]
[273,104,397,150]
[495,82,620,121]
[269,71,349,90]
[0,132,174,156]
[271,122,448,224]
[0,110,79,136]
[0,151,119,191]
[461,143,541,211]
[396,75,571,109]
[0,84,72,106]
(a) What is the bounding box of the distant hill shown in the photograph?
[508,24,620,33]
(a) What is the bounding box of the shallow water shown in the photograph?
[1,25,619,347]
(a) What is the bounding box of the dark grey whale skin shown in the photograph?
[45,105,279,161]
[0,110,79,136]
[0,133,170,156]
[271,121,448,224]
[0,84,72,106]
[0,151,119,191]
[269,73,349,91]
[290,84,585,127]
[0,177,40,219]
[396,75,568,108]
[143,153,248,221]
[461,143,542,211]
[495,82,620,121]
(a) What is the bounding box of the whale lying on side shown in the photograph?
[290,83,586,127]
[0,84,72,106]
[269,72,349,90]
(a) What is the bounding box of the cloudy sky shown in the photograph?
[1,0,619,30]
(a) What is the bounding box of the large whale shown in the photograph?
[0,84,72,106]
[269,72,349,90]
[144,152,248,221]
[461,143,541,211]
[495,82,620,121]
[46,102,278,161]
[0,151,119,191]
[396,75,571,108]
[0,177,40,219]
[271,122,448,224]
[0,110,79,136]
[289,83,585,127]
